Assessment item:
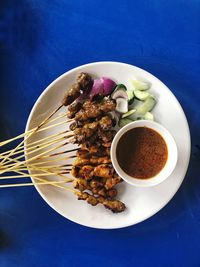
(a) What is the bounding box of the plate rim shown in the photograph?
[25,61,191,229]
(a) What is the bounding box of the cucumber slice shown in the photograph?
[118,118,133,128]
[111,89,128,100]
[115,98,128,113]
[136,96,156,115]
[130,79,150,91]
[144,112,154,121]
[127,90,134,104]
[122,109,136,118]
[134,90,150,101]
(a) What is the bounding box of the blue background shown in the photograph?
[0,1,200,266]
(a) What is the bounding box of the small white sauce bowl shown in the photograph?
[111,120,178,187]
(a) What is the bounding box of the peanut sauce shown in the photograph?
[116,127,168,179]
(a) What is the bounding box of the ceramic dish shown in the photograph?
[26,61,191,229]
[111,120,178,187]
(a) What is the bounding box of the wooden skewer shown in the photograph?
[47,147,78,157]
[0,179,75,189]
[13,166,73,189]
[0,111,69,147]
[1,157,71,172]
[0,132,74,171]
[0,129,69,158]
[0,120,70,166]
[0,155,74,173]
[0,142,74,174]
[18,133,73,160]
[0,171,72,180]
[16,165,71,173]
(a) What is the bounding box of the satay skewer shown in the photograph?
[0,179,74,189]
[0,112,70,148]
[0,132,75,170]
[0,141,75,174]
[0,132,73,163]
[0,129,70,158]
[0,119,70,167]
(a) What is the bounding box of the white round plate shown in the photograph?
[26,62,191,229]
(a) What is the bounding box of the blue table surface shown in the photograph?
[0,1,200,266]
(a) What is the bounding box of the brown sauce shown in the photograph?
[116,127,168,179]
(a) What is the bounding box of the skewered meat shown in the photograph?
[73,129,116,145]
[62,73,93,106]
[74,179,117,199]
[92,164,114,178]
[74,128,94,143]
[77,192,126,213]
[64,75,126,213]
[83,145,110,156]
[71,165,93,180]
[67,101,82,119]
[76,147,110,158]
[70,115,114,134]
[75,99,116,121]
[104,175,122,189]
[73,157,111,167]
[83,116,114,131]
[98,129,116,143]
[69,119,91,131]
[71,165,121,191]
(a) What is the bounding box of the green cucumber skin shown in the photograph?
[134,90,150,101]
[136,97,156,115]
[131,80,150,91]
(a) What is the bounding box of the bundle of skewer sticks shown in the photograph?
[0,106,78,192]
[0,72,126,213]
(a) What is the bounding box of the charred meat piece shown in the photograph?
[69,119,91,131]
[101,198,126,213]
[92,164,114,179]
[73,178,88,191]
[73,157,111,167]
[71,164,116,183]
[67,101,82,119]
[104,176,122,190]
[62,73,93,106]
[77,192,126,213]
[76,147,110,158]
[75,99,116,121]
[74,128,94,143]
[73,129,116,145]
[71,165,93,180]
[98,129,116,143]
[77,165,93,180]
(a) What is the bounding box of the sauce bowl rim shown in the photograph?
[111,120,178,187]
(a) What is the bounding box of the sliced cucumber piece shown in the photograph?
[130,79,150,91]
[111,89,128,100]
[118,118,133,128]
[134,90,150,101]
[136,96,156,115]
[144,112,154,121]
[127,90,134,104]
[122,109,136,118]
[115,97,128,113]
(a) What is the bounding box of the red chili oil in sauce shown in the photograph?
[116,127,168,179]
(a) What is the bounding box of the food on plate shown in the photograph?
[61,72,159,212]
[62,72,93,106]
[116,127,168,179]
[111,79,157,127]
[89,77,116,99]
[64,73,125,213]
